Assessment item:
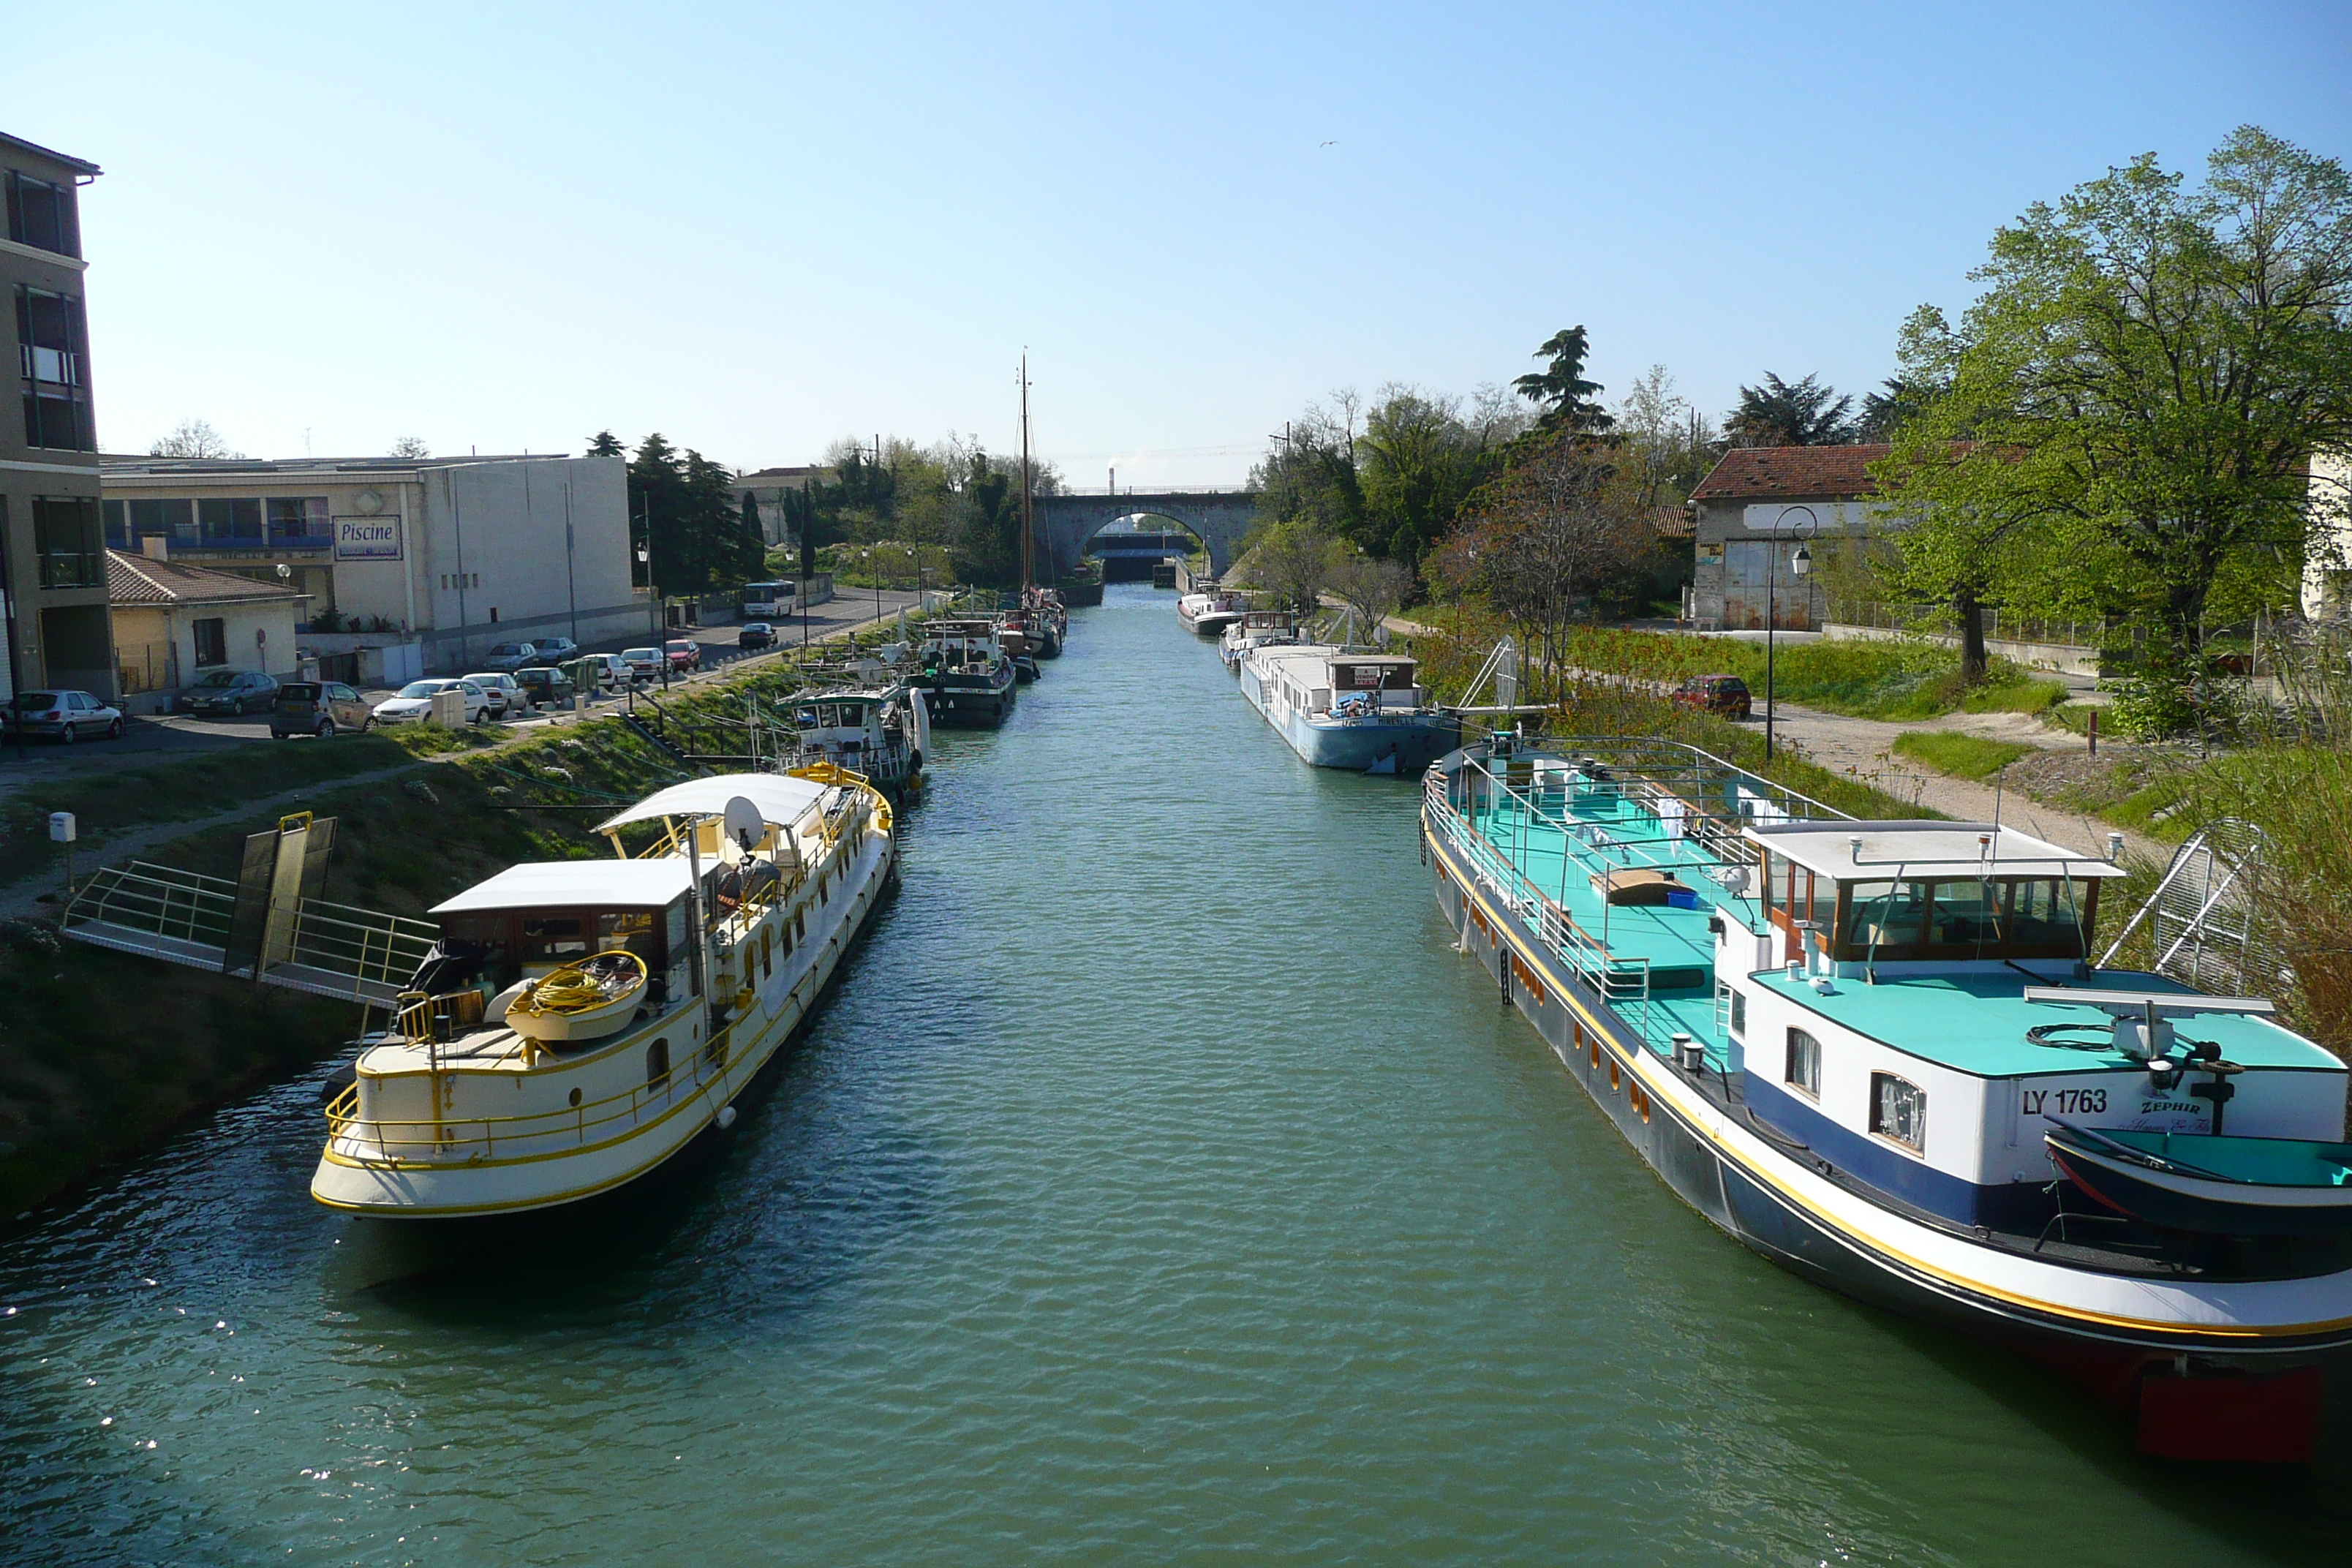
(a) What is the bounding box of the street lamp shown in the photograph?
[906,546,920,611]
[862,548,880,629]
[1763,506,1820,763]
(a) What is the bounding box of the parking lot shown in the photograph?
[0,589,925,788]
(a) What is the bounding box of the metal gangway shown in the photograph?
[60,812,437,1009]
[2098,817,2286,995]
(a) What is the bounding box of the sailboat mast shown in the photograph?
[1019,353,1036,591]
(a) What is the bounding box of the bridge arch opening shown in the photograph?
[1082,512,1207,582]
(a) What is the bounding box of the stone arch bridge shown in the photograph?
[1031,491,1260,578]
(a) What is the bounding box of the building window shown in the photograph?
[1869,1071,1927,1153]
[5,171,80,258]
[133,498,195,541]
[198,497,263,544]
[266,497,327,542]
[102,499,127,547]
[192,617,227,668]
[1786,1027,1820,1099]
[16,286,93,452]
[32,496,99,588]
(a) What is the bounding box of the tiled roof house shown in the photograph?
[1686,445,1890,630]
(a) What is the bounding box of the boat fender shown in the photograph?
[717,1105,738,1131]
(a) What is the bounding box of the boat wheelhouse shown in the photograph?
[1423,736,2352,1463]
[1237,643,1460,774]
[914,619,1017,726]
[1219,608,1300,671]
[312,768,896,1218]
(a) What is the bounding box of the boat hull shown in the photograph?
[1237,658,1459,773]
[1422,817,2352,1459]
[312,829,897,1219]
[924,676,1016,727]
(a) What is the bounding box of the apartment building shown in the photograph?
[1,130,111,701]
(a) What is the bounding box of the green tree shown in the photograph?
[1725,373,1856,447]
[1875,126,2352,709]
[1512,326,1613,434]
[586,430,625,457]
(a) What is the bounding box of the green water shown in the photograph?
[2,585,2346,1566]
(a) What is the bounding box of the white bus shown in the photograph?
[743,576,834,617]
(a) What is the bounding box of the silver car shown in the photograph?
[5,689,124,743]
[462,672,528,718]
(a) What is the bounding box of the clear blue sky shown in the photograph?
[15,1,2351,488]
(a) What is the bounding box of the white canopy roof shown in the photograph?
[594,773,829,834]
[431,858,695,915]
[1743,819,2127,881]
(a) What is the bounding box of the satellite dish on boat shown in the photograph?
[722,796,766,856]
[1375,623,1391,648]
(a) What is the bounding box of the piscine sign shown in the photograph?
[333,516,403,561]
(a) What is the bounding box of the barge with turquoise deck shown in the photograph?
[1423,735,2352,1463]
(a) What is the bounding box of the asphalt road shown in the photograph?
[0,589,929,789]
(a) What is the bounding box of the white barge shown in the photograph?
[312,766,895,1218]
[1237,642,1460,774]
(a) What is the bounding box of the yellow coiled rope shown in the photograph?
[518,950,645,1015]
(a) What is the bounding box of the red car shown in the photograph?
[1671,674,1752,720]
[664,638,704,674]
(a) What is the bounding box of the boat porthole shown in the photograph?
[1608,1058,1620,1092]
[1632,1082,1649,1121]
[568,1088,581,1107]
[1590,1037,1601,1071]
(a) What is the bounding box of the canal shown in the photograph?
[2,583,2345,1566]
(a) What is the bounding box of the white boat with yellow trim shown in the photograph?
[1425,735,2352,1463]
[311,764,894,1218]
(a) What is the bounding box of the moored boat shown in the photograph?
[1237,641,1459,774]
[913,618,1017,726]
[780,676,930,799]
[312,767,897,1218]
[1220,608,1300,671]
[1422,734,2352,1463]
[1177,588,1248,637]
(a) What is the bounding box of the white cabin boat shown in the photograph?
[1177,589,1247,637]
[312,767,895,1218]
[1237,642,1460,774]
[783,679,930,796]
[1220,608,1300,671]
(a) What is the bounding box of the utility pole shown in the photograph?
[1018,353,1036,590]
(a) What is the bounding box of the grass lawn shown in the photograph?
[1891,731,2039,780]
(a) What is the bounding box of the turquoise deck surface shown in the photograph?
[1754,969,2341,1077]
[1458,777,2342,1081]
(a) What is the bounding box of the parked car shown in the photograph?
[181,669,279,716]
[513,666,575,707]
[739,621,775,650]
[664,638,703,674]
[461,671,528,719]
[1670,673,1752,720]
[619,647,663,682]
[480,641,540,672]
[581,652,632,690]
[270,680,374,739]
[526,635,580,665]
[371,678,491,726]
[5,690,123,743]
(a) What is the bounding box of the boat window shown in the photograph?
[2005,878,2085,947]
[761,927,773,979]
[1728,987,1746,1040]
[1837,881,1929,951]
[1786,1028,1820,1099]
[1869,1072,1926,1153]
[666,899,688,954]
[647,1038,671,1090]
[1927,881,2003,946]
[598,911,657,964]
[521,916,589,963]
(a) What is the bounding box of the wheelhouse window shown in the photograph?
[6,171,80,257]
[1786,1028,1820,1099]
[1833,877,2092,963]
[32,496,100,587]
[1869,1072,1927,1153]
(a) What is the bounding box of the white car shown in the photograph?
[372,678,491,726]
[462,672,527,718]
[480,641,538,672]
[581,652,632,690]
[619,647,663,682]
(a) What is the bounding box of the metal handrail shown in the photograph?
[323,1032,723,1158]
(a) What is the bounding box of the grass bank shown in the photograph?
[1890,731,2037,780]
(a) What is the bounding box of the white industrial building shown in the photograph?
[100,453,652,680]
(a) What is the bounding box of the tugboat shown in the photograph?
[1237,640,1459,774]
[1422,735,2352,1463]
[913,617,1017,726]
[312,767,897,1218]
[778,676,930,800]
